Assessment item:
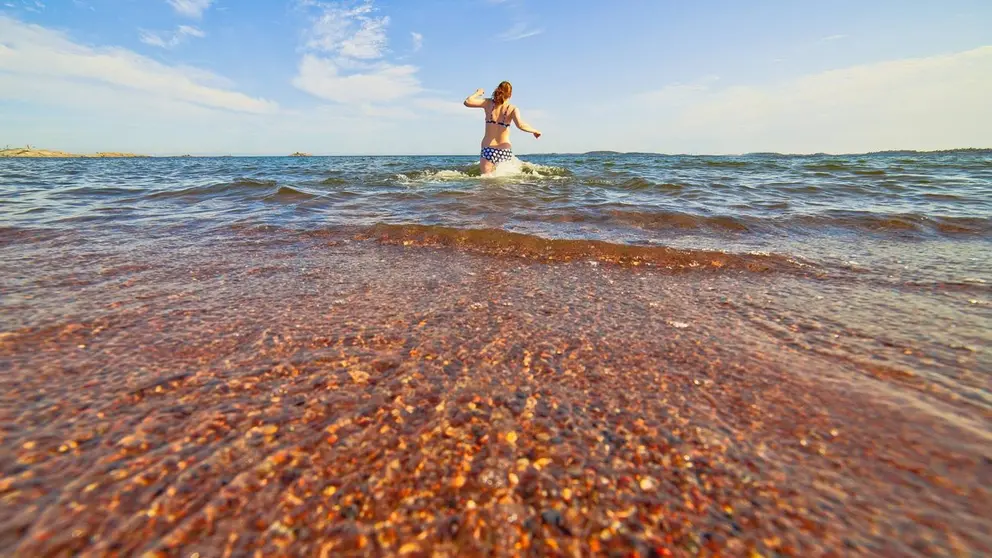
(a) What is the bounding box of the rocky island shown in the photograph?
[1,147,147,158]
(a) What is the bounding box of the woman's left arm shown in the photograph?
[512,108,542,138]
[463,89,487,108]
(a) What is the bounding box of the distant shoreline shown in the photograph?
[0,148,148,158]
[0,147,316,158]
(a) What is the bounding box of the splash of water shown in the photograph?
[395,157,569,183]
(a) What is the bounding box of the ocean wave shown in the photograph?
[803,212,991,235]
[606,210,751,232]
[804,162,851,172]
[354,223,818,274]
[776,211,989,235]
[700,160,751,168]
[516,208,990,236]
[263,185,318,201]
[146,178,279,200]
[48,185,148,198]
[803,162,892,175]
[126,177,991,236]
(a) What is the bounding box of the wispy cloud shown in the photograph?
[819,34,847,42]
[0,15,276,114]
[302,0,388,58]
[497,22,543,41]
[139,25,205,49]
[411,98,474,117]
[11,0,46,13]
[487,0,543,42]
[411,31,423,52]
[166,0,212,19]
[604,46,992,154]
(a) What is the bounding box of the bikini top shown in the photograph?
[486,103,512,127]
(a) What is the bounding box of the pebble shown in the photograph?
[2,234,983,557]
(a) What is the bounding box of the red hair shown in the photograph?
[492,81,512,106]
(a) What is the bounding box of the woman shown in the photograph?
[463,81,541,175]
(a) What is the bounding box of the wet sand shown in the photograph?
[1,229,989,556]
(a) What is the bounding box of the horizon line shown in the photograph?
[3,147,990,159]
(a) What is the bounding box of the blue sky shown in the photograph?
[1,0,990,155]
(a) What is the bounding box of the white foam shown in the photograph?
[395,170,472,184]
[488,157,566,179]
[396,158,566,184]
[485,157,527,178]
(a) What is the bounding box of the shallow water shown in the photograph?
[3,151,989,398]
[1,151,990,555]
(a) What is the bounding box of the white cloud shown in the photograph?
[594,46,992,154]
[304,1,387,59]
[411,31,422,52]
[411,98,471,116]
[138,31,169,49]
[294,1,425,106]
[293,54,420,103]
[486,0,543,42]
[12,0,45,12]
[179,24,205,37]
[340,15,389,58]
[0,15,276,114]
[497,22,543,41]
[167,0,212,19]
[139,25,205,49]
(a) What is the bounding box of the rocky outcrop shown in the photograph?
[0,147,147,158]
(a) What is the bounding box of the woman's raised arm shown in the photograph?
[463,89,487,108]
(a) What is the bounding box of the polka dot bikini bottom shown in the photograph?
[481,147,513,165]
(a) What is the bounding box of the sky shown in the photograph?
[1,0,990,155]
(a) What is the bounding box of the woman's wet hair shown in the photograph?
[492,81,512,106]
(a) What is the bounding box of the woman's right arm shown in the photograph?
[512,108,542,138]
[464,89,487,108]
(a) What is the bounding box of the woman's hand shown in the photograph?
[474,88,485,96]
[533,131,542,139]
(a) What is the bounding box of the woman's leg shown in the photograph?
[479,157,495,176]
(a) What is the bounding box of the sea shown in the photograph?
[1,151,990,555]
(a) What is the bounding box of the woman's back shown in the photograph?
[483,101,514,147]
